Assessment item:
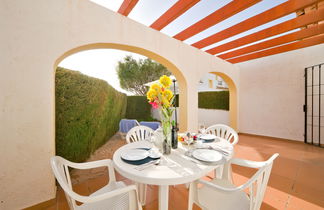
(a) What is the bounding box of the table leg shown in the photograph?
[136,183,147,205]
[158,185,169,210]
[222,162,233,183]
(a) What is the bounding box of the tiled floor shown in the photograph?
[46,134,324,210]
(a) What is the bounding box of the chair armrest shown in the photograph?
[62,159,116,182]
[231,153,279,169]
[68,184,138,203]
[197,179,240,193]
[230,158,266,169]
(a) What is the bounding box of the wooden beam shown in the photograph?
[207,7,324,55]
[192,0,320,49]
[118,0,139,16]
[219,24,324,59]
[173,0,261,41]
[226,33,324,63]
[150,0,200,30]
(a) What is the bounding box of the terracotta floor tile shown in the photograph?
[287,196,324,210]
[87,175,108,193]
[43,204,57,210]
[295,163,324,191]
[51,133,324,210]
[262,186,290,209]
[271,157,301,178]
[292,183,324,207]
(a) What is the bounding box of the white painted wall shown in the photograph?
[237,44,324,141]
[198,109,229,127]
[0,0,239,208]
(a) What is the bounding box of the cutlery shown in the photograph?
[135,159,160,171]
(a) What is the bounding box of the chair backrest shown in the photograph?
[234,154,279,210]
[205,124,238,145]
[126,125,154,144]
[50,156,78,209]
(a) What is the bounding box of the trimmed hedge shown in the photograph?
[174,91,229,110]
[55,67,127,162]
[125,96,154,121]
[198,91,229,110]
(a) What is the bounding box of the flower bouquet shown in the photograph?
[147,75,175,154]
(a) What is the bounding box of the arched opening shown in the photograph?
[53,43,189,157]
[197,71,237,130]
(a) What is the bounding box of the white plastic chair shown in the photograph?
[126,125,154,144]
[205,124,238,145]
[50,156,142,210]
[125,125,154,206]
[205,124,239,179]
[188,153,279,210]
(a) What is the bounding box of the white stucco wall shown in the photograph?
[237,44,324,141]
[0,0,239,208]
[198,109,230,127]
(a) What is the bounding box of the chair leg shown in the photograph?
[188,182,196,210]
[136,183,147,206]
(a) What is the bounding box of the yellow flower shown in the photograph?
[162,96,170,108]
[159,75,172,88]
[150,83,161,93]
[163,89,173,101]
[146,89,157,101]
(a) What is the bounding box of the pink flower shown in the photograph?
[150,101,159,109]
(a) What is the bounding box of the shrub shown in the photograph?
[174,91,229,110]
[125,96,155,121]
[198,91,229,110]
[55,67,127,162]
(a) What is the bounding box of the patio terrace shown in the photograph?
[44,134,324,210]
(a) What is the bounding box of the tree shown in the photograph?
[116,55,171,95]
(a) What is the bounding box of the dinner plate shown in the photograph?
[192,149,223,162]
[200,134,217,142]
[121,149,149,161]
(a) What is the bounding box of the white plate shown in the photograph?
[192,149,223,162]
[121,149,149,161]
[200,134,217,141]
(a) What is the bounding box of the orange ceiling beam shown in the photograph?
[226,33,324,63]
[118,0,139,16]
[173,0,261,41]
[219,24,324,60]
[150,0,200,31]
[192,0,320,49]
[207,8,324,55]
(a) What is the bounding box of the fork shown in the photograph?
[135,159,160,171]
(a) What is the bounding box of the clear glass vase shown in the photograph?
[162,125,172,155]
[161,117,172,155]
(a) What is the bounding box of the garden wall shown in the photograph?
[55,67,127,162]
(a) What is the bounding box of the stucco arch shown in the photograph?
[209,72,238,130]
[1,0,240,208]
[54,43,188,129]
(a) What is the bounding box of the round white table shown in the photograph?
[113,139,234,210]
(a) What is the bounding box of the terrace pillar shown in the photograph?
[178,77,198,132]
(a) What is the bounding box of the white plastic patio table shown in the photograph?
[113,139,233,210]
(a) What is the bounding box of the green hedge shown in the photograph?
[198,91,229,110]
[174,91,229,110]
[125,96,155,121]
[55,67,127,162]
